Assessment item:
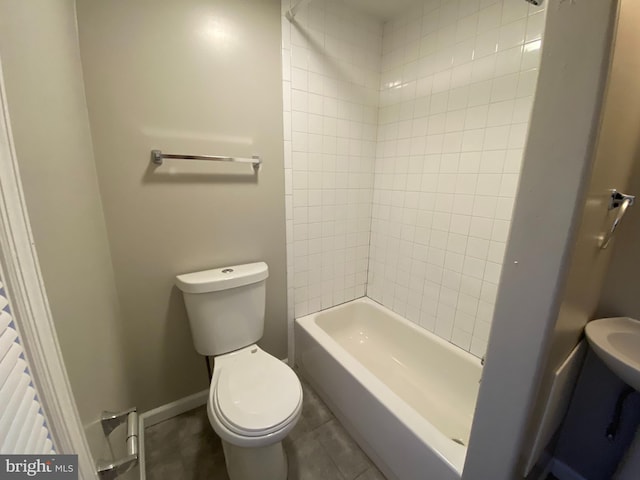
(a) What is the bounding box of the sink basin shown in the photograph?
[585,317,640,391]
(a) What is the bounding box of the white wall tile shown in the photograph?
[284,0,546,359]
[282,0,381,320]
[521,39,542,70]
[526,11,545,43]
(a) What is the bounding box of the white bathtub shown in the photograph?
[294,297,481,480]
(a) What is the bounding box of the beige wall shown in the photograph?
[0,0,132,425]
[520,0,640,472]
[599,167,640,319]
[597,0,640,320]
[76,0,287,411]
[543,0,640,375]
[463,0,619,478]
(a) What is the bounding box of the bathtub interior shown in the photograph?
[312,298,481,446]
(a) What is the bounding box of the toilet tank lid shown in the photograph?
[175,262,268,294]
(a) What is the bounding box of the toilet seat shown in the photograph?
[208,345,303,445]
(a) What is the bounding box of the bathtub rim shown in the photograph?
[295,296,482,476]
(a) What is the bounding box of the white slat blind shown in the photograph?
[0,281,54,454]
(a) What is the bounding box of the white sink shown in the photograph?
[585,317,640,391]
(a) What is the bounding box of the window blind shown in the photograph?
[0,280,54,454]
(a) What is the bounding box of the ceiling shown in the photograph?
[341,0,422,21]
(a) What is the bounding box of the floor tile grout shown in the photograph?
[144,375,386,480]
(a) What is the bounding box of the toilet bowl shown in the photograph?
[175,260,302,480]
[207,345,302,480]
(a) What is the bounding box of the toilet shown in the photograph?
[175,262,302,480]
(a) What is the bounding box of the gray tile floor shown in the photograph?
[145,377,386,480]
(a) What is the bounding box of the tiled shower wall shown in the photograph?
[283,0,545,359]
[281,0,382,339]
[367,0,545,357]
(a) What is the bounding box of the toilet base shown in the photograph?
[221,440,287,480]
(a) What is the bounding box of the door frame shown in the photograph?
[0,57,98,479]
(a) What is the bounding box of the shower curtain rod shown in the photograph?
[285,0,542,21]
[285,0,312,21]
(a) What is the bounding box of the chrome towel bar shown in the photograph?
[151,149,261,172]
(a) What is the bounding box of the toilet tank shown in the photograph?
[175,262,268,356]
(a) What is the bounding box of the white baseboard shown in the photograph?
[549,459,589,480]
[140,389,209,428]
[138,389,209,480]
